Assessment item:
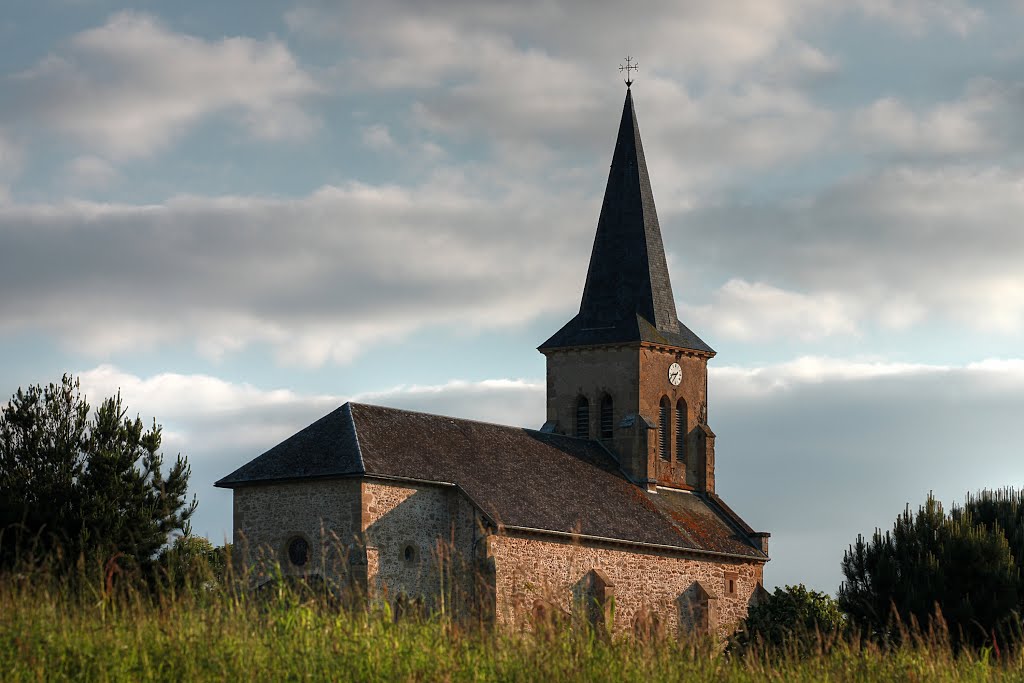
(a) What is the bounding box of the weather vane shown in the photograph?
[619,55,638,87]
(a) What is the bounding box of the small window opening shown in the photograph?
[575,396,590,438]
[675,398,687,464]
[658,397,671,461]
[724,572,738,597]
[403,544,418,565]
[599,395,614,440]
[287,536,309,567]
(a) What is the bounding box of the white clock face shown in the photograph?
[668,362,682,386]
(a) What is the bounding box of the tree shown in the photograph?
[731,584,844,655]
[0,375,195,572]
[839,493,1019,648]
[157,536,231,589]
[960,488,1024,573]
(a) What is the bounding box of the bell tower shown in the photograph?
[539,85,716,492]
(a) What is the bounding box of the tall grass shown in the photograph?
[1,557,1023,682]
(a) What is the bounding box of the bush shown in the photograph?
[157,536,230,590]
[732,584,844,656]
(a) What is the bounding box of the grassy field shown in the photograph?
[2,568,1022,682]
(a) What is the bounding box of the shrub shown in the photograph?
[732,584,844,656]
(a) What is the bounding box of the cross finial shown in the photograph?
[619,55,638,87]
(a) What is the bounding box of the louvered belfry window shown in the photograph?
[599,395,614,440]
[659,397,671,460]
[575,396,590,438]
[676,398,687,464]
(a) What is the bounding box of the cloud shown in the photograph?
[711,356,950,397]
[360,124,396,152]
[354,378,544,426]
[74,365,543,463]
[5,157,1022,364]
[684,277,928,344]
[851,78,1024,159]
[62,155,119,190]
[0,130,21,200]
[289,0,837,187]
[358,123,445,161]
[77,364,340,449]
[58,356,1024,593]
[7,12,320,159]
[0,131,19,174]
[853,0,984,35]
[0,179,594,365]
[674,165,1024,335]
[685,280,861,342]
[290,0,839,86]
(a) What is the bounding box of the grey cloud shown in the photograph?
[292,0,838,85]
[670,164,1024,335]
[0,181,595,364]
[0,130,21,198]
[851,78,1024,161]
[4,12,320,159]
[291,0,839,184]
[852,0,984,35]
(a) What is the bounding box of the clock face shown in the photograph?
[668,362,682,386]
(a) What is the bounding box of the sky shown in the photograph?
[2,0,1024,594]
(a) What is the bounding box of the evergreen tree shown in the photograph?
[839,493,1019,647]
[960,488,1024,573]
[0,375,195,571]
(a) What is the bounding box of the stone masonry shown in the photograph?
[492,534,763,638]
[232,477,763,639]
[544,343,714,491]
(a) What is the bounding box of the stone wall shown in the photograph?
[232,479,361,584]
[490,533,762,639]
[637,346,710,489]
[231,478,763,637]
[361,481,482,615]
[543,343,713,490]
[545,345,639,437]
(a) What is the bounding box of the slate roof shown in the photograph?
[215,402,766,561]
[540,88,713,355]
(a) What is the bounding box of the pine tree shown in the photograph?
[839,492,1019,647]
[0,375,195,571]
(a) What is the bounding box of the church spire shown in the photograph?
[540,87,713,354]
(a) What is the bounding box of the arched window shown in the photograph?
[676,398,687,464]
[658,397,671,461]
[575,396,590,438]
[599,394,614,440]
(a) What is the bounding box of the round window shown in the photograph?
[287,536,309,567]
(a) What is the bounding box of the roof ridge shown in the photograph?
[342,402,365,473]
[348,400,586,439]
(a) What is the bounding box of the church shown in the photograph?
[216,83,769,637]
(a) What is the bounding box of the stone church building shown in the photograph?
[216,86,769,637]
